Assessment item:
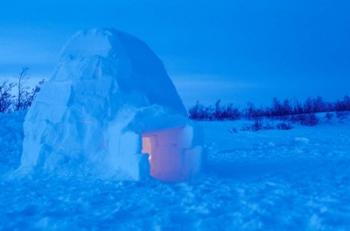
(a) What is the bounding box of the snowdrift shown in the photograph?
[19,28,202,181]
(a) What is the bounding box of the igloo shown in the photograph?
[19,28,202,181]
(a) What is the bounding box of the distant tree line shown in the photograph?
[0,68,44,113]
[189,96,350,121]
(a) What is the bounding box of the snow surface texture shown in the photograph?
[19,28,198,179]
[1,115,350,230]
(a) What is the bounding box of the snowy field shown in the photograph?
[1,113,350,230]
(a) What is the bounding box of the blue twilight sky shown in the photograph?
[0,0,350,107]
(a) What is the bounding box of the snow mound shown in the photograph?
[18,28,199,180]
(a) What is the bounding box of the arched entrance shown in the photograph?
[142,126,201,182]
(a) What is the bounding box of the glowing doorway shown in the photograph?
[142,126,201,182]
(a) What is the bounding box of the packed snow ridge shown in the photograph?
[18,28,202,180]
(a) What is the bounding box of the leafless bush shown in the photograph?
[0,68,44,113]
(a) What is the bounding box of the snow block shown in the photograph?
[18,28,202,181]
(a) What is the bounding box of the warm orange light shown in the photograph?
[142,136,152,155]
[141,126,200,182]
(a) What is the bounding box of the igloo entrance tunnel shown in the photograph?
[19,28,202,181]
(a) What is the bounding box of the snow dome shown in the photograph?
[19,28,202,181]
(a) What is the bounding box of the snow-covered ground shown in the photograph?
[1,113,350,230]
